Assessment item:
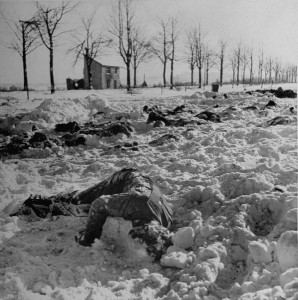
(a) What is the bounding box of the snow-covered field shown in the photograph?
[0,83,297,300]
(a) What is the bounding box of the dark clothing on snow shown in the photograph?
[11,168,173,247]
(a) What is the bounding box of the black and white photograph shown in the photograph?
[0,0,297,299]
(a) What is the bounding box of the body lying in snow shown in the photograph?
[146,110,221,127]
[265,116,292,126]
[11,168,173,260]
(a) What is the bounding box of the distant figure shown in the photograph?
[11,168,173,247]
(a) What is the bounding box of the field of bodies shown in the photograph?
[0,84,297,300]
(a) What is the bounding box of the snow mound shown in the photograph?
[0,86,297,300]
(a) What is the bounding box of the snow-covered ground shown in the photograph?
[0,83,297,300]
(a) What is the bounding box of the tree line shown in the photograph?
[1,0,297,95]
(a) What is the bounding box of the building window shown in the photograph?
[106,67,111,74]
[115,68,117,74]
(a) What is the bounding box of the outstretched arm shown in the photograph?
[10,191,89,218]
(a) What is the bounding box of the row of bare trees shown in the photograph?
[184,32,297,89]
[150,17,178,89]
[1,0,297,94]
[185,26,218,88]
[229,41,297,87]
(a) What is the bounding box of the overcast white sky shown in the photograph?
[0,0,297,87]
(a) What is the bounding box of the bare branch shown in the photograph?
[32,0,78,93]
[67,11,112,88]
[0,9,41,92]
[107,0,135,90]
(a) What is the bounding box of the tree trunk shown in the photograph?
[22,54,28,93]
[249,58,253,85]
[259,68,263,84]
[249,71,253,85]
[242,67,246,85]
[85,50,93,89]
[236,57,240,86]
[220,58,223,86]
[21,25,29,93]
[206,70,209,85]
[126,60,131,91]
[49,45,55,94]
[170,59,174,89]
[198,67,202,88]
[133,64,137,88]
[269,69,272,83]
[163,61,167,87]
[87,61,93,89]
[190,67,194,86]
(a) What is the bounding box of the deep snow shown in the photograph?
[0,83,297,300]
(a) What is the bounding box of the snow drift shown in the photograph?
[0,85,297,300]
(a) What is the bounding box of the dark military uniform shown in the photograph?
[11,168,173,247]
[74,168,173,245]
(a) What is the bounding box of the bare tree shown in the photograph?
[1,12,40,96]
[67,13,112,89]
[131,27,152,87]
[33,1,76,94]
[185,29,196,86]
[195,26,205,88]
[241,46,248,85]
[284,63,291,83]
[151,18,171,87]
[258,48,264,84]
[216,39,227,86]
[109,0,135,91]
[288,64,297,83]
[292,65,297,83]
[267,56,273,84]
[280,64,286,83]
[169,17,179,89]
[272,57,281,83]
[248,45,254,85]
[234,41,242,86]
[204,45,216,85]
[230,52,237,87]
[264,57,272,84]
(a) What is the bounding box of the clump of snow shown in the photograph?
[161,247,195,269]
[0,214,20,243]
[282,208,298,230]
[280,268,298,288]
[99,217,151,263]
[172,226,194,249]
[276,231,298,271]
[248,240,274,264]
